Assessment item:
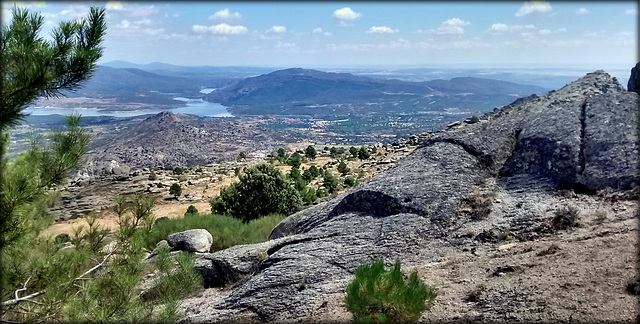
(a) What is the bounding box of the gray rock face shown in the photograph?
[628,62,640,93]
[501,71,630,188]
[579,91,638,190]
[167,229,213,253]
[181,71,638,322]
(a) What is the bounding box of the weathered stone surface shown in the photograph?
[180,71,638,323]
[501,71,626,187]
[195,237,294,288]
[168,229,213,253]
[579,91,639,190]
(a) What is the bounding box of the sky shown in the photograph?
[2,1,638,69]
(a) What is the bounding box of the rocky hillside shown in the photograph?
[180,71,638,322]
[82,112,282,174]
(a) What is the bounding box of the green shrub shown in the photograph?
[338,160,350,176]
[349,146,359,158]
[323,172,338,193]
[169,183,182,199]
[209,163,301,223]
[185,205,198,216]
[301,187,318,205]
[345,260,436,324]
[358,147,370,160]
[141,245,201,308]
[173,167,185,175]
[305,145,317,160]
[287,152,302,168]
[330,146,345,159]
[344,176,357,188]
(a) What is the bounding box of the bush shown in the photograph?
[338,160,350,176]
[305,145,317,160]
[330,146,345,159]
[301,187,318,205]
[185,205,198,216]
[344,176,357,188]
[287,152,302,168]
[173,167,184,175]
[209,163,301,222]
[323,172,339,194]
[169,183,182,199]
[345,260,436,323]
[551,205,580,230]
[358,147,371,160]
[349,146,359,158]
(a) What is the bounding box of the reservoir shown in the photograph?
[23,98,233,118]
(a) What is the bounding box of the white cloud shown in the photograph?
[312,27,332,36]
[130,5,159,18]
[625,9,638,15]
[192,23,248,35]
[117,19,130,29]
[106,1,124,11]
[366,26,398,34]
[333,7,362,25]
[538,27,567,35]
[488,23,536,34]
[515,1,552,17]
[436,18,470,35]
[209,9,242,22]
[266,25,287,33]
[575,8,589,15]
[276,41,296,49]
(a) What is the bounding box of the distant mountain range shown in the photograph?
[59,62,550,116]
[205,68,548,115]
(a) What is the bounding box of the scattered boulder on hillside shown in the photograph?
[628,62,640,94]
[167,229,213,253]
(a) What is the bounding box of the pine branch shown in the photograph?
[1,250,115,307]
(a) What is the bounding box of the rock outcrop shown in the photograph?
[181,71,638,322]
[628,62,640,93]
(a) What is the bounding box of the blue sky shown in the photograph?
[2,1,637,69]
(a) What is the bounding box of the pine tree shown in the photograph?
[0,6,106,248]
[1,6,106,129]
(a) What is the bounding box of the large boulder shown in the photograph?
[167,229,213,253]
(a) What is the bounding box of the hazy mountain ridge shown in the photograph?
[205,68,547,115]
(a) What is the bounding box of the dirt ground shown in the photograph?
[298,192,639,323]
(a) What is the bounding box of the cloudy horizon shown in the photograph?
[2,1,637,70]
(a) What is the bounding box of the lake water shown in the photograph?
[24,97,233,118]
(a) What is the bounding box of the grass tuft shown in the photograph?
[345,259,437,323]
